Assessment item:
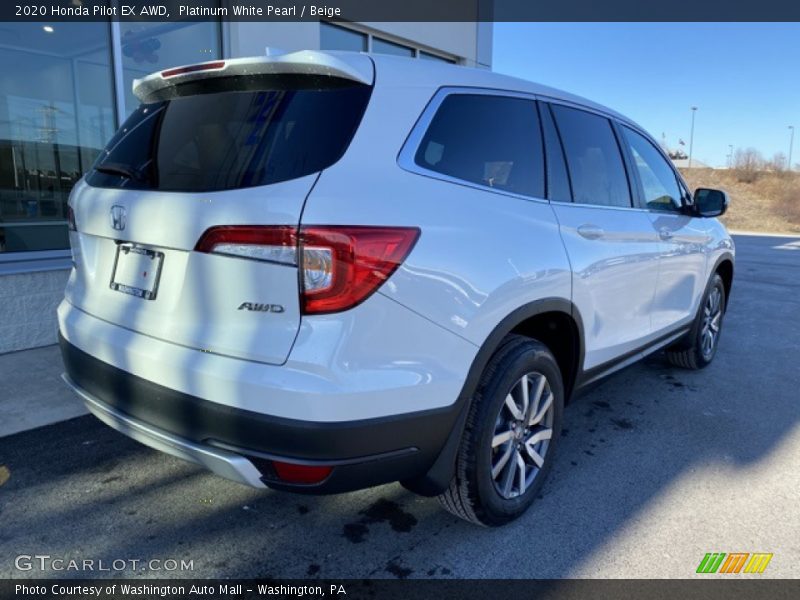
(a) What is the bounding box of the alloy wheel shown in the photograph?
[700,286,723,360]
[490,372,555,499]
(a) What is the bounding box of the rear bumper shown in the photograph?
[59,335,462,494]
[64,372,267,488]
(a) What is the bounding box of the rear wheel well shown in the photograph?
[510,311,580,401]
[716,259,733,308]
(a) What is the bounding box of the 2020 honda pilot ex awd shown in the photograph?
[59,50,734,526]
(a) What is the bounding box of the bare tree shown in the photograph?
[733,147,764,182]
[769,152,787,172]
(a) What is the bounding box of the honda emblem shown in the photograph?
[110,205,127,231]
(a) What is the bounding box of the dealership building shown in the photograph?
[0,20,493,353]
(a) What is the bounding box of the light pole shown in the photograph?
[727,144,733,169]
[688,106,698,168]
[788,126,795,172]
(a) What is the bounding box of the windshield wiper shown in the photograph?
[94,163,142,181]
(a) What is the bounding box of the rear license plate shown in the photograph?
[110,244,164,300]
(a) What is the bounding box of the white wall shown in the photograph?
[0,269,69,354]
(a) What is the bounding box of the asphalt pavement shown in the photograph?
[1,234,799,579]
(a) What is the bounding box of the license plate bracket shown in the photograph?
[109,244,164,300]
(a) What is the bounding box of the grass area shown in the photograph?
[679,168,800,234]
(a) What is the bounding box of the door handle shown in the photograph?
[659,227,674,241]
[577,224,604,240]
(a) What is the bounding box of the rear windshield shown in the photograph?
[86,83,371,192]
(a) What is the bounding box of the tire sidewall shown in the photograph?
[471,343,564,524]
[692,274,726,366]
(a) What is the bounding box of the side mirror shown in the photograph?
[693,188,729,218]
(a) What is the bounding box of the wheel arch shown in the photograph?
[460,298,584,405]
[401,297,583,497]
[713,254,734,309]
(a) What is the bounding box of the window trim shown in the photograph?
[539,101,575,203]
[397,86,548,204]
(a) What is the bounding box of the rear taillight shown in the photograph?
[195,225,420,315]
[195,225,297,265]
[299,227,420,314]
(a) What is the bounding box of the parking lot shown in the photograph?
[1,233,798,579]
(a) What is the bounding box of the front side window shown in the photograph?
[622,126,683,212]
[551,105,631,208]
[414,94,545,198]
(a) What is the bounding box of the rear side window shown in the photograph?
[86,84,371,192]
[551,105,631,208]
[414,94,545,198]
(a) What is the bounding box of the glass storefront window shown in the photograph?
[0,23,115,253]
[372,37,415,58]
[120,22,222,116]
[320,22,368,52]
[420,50,455,64]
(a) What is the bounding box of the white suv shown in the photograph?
[59,51,734,526]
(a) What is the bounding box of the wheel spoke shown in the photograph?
[492,430,514,448]
[516,451,527,495]
[524,440,545,467]
[703,330,714,354]
[524,374,546,424]
[492,443,514,479]
[529,391,553,426]
[500,450,517,496]
[504,394,523,421]
[527,428,553,446]
[518,374,530,419]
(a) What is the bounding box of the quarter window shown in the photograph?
[414,94,545,198]
[622,126,683,212]
[551,105,631,208]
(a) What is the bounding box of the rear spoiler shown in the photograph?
[133,50,374,102]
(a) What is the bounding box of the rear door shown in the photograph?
[544,102,661,369]
[618,125,709,333]
[66,65,372,365]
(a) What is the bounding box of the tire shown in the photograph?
[666,273,726,370]
[438,335,564,526]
